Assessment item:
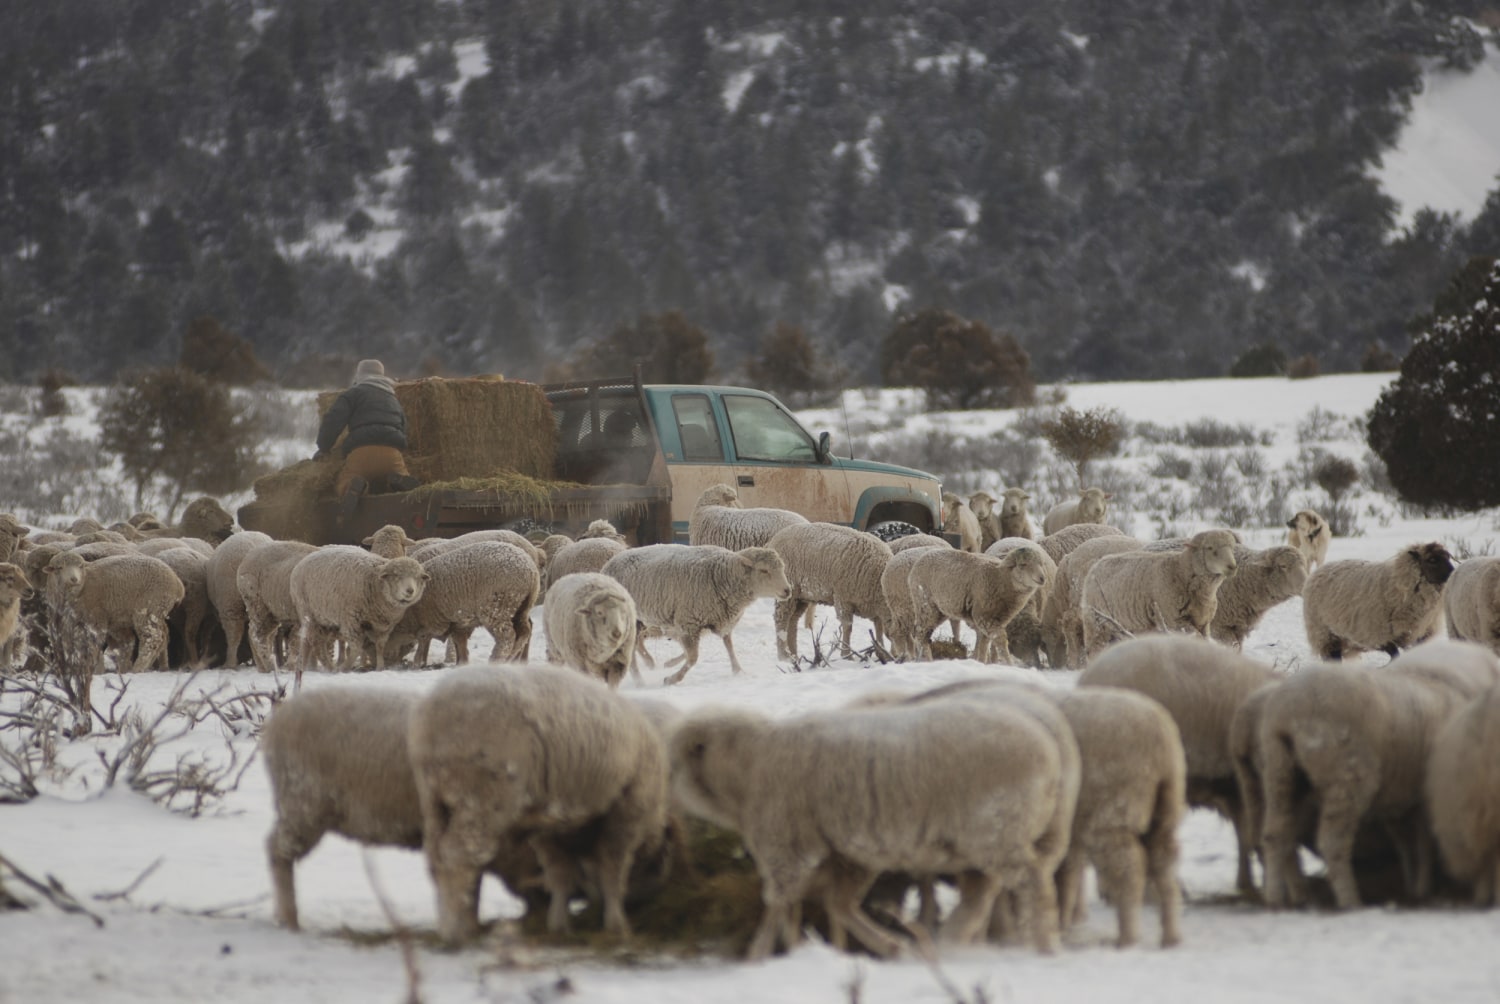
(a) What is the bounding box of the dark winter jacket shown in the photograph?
[316,378,408,455]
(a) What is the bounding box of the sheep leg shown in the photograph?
[1232,757,1265,896]
[663,630,703,686]
[450,627,476,665]
[1020,858,1063,954]
[1314,769,1379,911]
[634,630,657,670]
[819,861,900,957]
[1055,850,1089,929]
[916,877,941,931]
[266,823,320,931]
[423,801,492,945]
[222,612,248,668]
[530,834,583,934]
[773,599,800,660]
[1090,830,1147,949]
[1145,804,1184,948]
[1259,728,1310,909]
[717,629,746,676]
[132,614,169,673]
[986,888,1019,943]
[941,869,1002,946]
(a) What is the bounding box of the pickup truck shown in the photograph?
[240,374,945,546]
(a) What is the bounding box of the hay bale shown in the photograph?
[317,376,556,483]
[243,457,341,542]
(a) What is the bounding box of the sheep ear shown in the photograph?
[1308,525,1323,538]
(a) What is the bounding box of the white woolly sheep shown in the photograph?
[43,550,185,672]
[1257,641,1500,910]
[135,536,214,558]
[1426,684,1500,906]
[150,545,212,668]
[942,492,983,553]
[1443,556,1500,655]
[579,518,627,542]
[237,541,318,673]
[887,531,953,554]
[1302,542,1455,660]
[1141,541,1309,649]
[139,496,237,545]
[879,539,951,659]
[689,483,810,552]
[546,536,627,586]
[967,491,1003,551]
[289,547,429,680]
[999,488,1036,541]
[0,514,29,563]
[1044,535,1144,669]
[408,529,544,571]
[1041,487,1113,536]
[0,562,33,669]
[362,524,416,558]
[908,546,1049,663]
[389,540,539,665]
[603,544,791,684]
[1080,633,1282,895]
[204,530,274,668]
[1037,521,1127,565]
[1080,529,1239,659]
[669,698,1073,959]
[983,537,1058,667]
[1285,508,1330,572]
[768,522,893,660]
[545,572,639,687]
[408,665,669,944]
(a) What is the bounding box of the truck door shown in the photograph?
[721,392,852,524]
[661,392,739,539]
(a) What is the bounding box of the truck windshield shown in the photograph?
[724,394,818,463]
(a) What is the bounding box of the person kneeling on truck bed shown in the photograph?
[315,359,420,515]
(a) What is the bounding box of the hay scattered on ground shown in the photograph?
[243,457,341,542]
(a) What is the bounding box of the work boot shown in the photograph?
[387,474,420,493]
[339,477,368,522]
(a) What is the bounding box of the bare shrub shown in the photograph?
[1286,354,1320,379]
[1039,406,1125,487]
[1147,450,1194,480]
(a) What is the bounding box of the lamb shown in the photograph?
[1037,521,1127,565]
[982,537,1058,666]
[668,698,1073,959]
[204,530,274,667]
[879,538,951,659]
[545,536,627,586]
[544,572,639,687]
[767,522,892,659]
[908,546,1049,663]
[388,540,539,665]
[1080,529,1239,659]
[139,495,237,545]
[362,524,416,558]
[288,547,429,678]
[602,544,791,684]
[999,487,1036,541]
[1257,641,1500,910]
[237,541,318,673]
[941,492,983,552]
[1302,542,1454,660]
[150,545,212,668]
[1426,684,1500,906]
[1041,487,1113,536]
[1141,541,1309,649]
[689,483,809,551]
[0,563,33,669]
[1043,535,1144,669]
[1443,556,1500,654]
[1285,508,1330,571]
[1079,634,1282,895]
[43,550,185,672]
[967,491,1002,551]
[408,665,669,944]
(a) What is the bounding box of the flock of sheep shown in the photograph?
[4,479,1500,960]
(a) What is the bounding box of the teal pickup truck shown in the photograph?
[243,373,945,546]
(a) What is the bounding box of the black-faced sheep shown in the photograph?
[1443,556,1500,655]
[603,543,791,684]
[1285,508,1330,572]
[1080,529,1239,659]
[544,571,639,687]
[768,522,892,660]
[1302,542,1454,661]
[1041,487,1113,536]
[408,666,669,944]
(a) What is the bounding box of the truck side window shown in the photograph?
[724,394,817,463]
[672,395,723,461]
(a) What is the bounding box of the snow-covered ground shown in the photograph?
[5,372,1500,1004]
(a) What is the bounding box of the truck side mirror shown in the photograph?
[817,430,833,465]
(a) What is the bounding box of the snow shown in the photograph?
[6,372,1500,1003]
[1374,39,1500,227]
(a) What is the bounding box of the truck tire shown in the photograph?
[867,520,924,543]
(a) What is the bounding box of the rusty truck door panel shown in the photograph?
[734,463,853,524]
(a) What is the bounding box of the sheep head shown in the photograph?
[667,708,767,830]
[1002,547,1050,593]
[1186,530,1239,578]
[182,497,236,543]
[1077,487,1114,523]
[0,563,33,603]
[577,591,634,653]
[739,547,792,600]
[378,557,430,607]
[1410,542,1455,587]
[1264,546,1310,597]
[44,550,87,593]
[1001,488,1031,518]
[968,491,997,519]
[696,484,740,509]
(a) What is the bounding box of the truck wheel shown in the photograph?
[867,520,924,543]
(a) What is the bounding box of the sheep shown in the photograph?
[602,544,791,684]
[362,524,416,558]
[150,545,212,668]
[888,532,952,554]
[668,698,1073,959]
[388,540,539,665]
[1443,556,1500,654]
[43,550,184,672]
[289,547,429,680]
[967,491,1002,551]
[127,511,165,530]
[104,521,147,542]
[1257,641,1500,910]
[408,529,544,571]
[579,518,627,542]
[941,492,983,552]
[0,563,33,669]
[768,522,892,660]
[0,514,30,563]
[61,540,135,562]
[998,487,1036,541]
[139,496,236,545]
[408,665,669,944]
[1426,684,1500,906]
[908,546,1049,663]
[546,536,627,586]
[66,517,104,535]
[1302,542,1454,661]
[538,533,574,569]
[544,571,639,687]
[237,541,318,673]
[1141,541,1309,649]
[689,483,810,552]
[983,537,1058,667]
[1037,521,1128,565]
[204,530,274,668]
[136,536,214,558]
[1041,487,1113,536]
[1285,508,1330,572]
[1044,535,1145,669]
[1080,529,1239,659]
[879,539,951,659]
[1080,634,1282,895]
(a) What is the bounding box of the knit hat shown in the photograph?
[354,359,385,380]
